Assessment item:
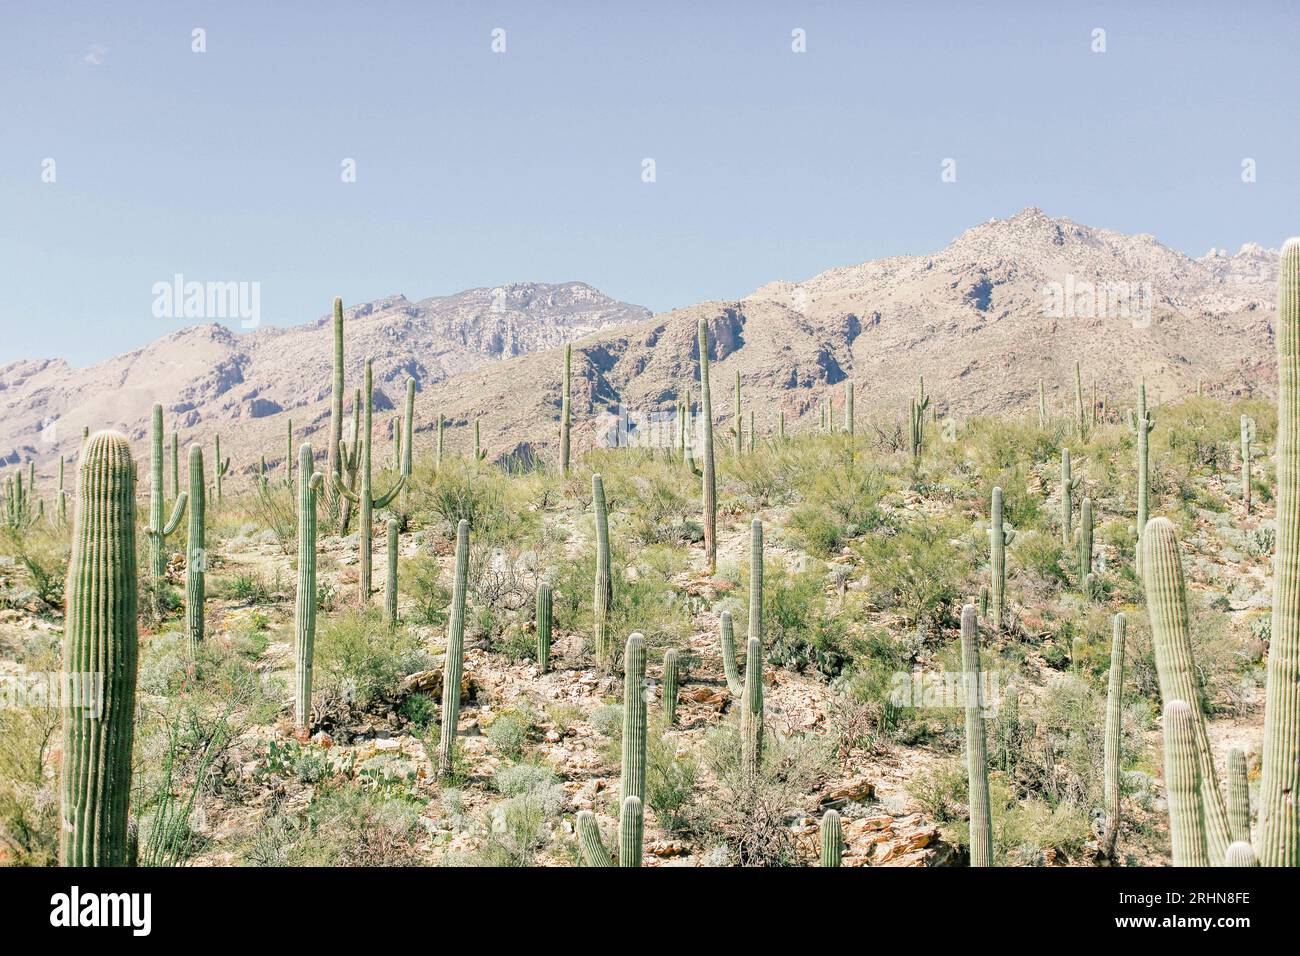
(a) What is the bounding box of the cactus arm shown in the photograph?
[575,810,615,867]
[372,474,406,510]
[821,810,843,867]
[161,492,189,536]
[719,611,743,696]
[332,472,361,504]
[309,472,324,494]
[619,796,643,867]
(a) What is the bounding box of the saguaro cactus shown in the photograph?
[575,798,642,868]
[536,582,552,673]
[622,632,647,805]
[592,473,613,668]
[749,519,763,648]
[384,518,399,626]
[327,297,345,506]
[333,359,406,603]
[186,444,206,650]
[146,404,188,582]
[575,810,615,867]
[1140,516,1232,863]
[698,319,717,572]
[1103,613,1126,855]
[719,611,743,696]
[1060,448,1081,546]
[741,636,764,779]
[1038,379,1047,428]
[960,603,992,867]
[294,444,323,734]
[436,413,445,468]
[1163,699,1209,867]
[988,487,1015,630]
[845,382,854,436]
[56,455,67,524]
[59,431,139,867]
[285,418,293,485]
[213,434,230,501]
[1227,748,1250,844]
[1074,361,1086,439]
[662,649,679,725]
[1225,841,1260,867]
[1261,236,1300,866]
[1130,383,1155,555]
[733,370,743,456]
[909,377,930,460]
[171,431,179,499]
[437,519,470,778]
[821,810,843,867]
[1078,496,1093,584]
[560,344,572,474]
[1240,415,1255,514]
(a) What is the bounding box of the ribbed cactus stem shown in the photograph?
[821,810,843,867]
[698,319,717,572]
[959,604,992,866]
[402,378,414,496]
[619,795,643,867]
[845,382,854,436]
[1163,699,1209,866]
[1261,237,1300,866]
[778,410,785,440]
[749,519,763,649]
[1074,361,1085,438]
[719,611,743,696]
[327,297,345,503]
[1240,415,1254,514]
[621,632,647,805]
[56,455,66,524]
[1225,840,1259,867]
[474,419,484,461]
[294,444,322,734]
[988,486,1014,630]
[285,419,293,485]
[170,431,179,499]
[741,636,764,780]
[59,431,139,867]
[1038,380,1046,428]
[575,809,614,867]
[213,434,229,500]
[560,344,572,474]
[662,649,678,725]
[437,519,469,778]
[1078,496,1093,583]
[185,444,206,651]
[593,473,612,668]
[1227,748,1250,844]
[1103,613,1126,855]
[146,403,188,582]
[1140,516,1232,863]
[1060,448,1079,546]
[436,413,444,469]
[536,582,552,673]
[1132,382,1154,555]
[392,416,401,472]
[384,518,399,626]
[733,370,742,456]
[978,585,989,619]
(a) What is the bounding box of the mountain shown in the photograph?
[0,209,1283,482]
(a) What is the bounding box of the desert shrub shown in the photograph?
[762,560,853,677]
[1013,530,1070,589]
[646,727,698,834]
[486,708,538,759]
[840,627,922,745]
[406,554,450,628]
[313,609,435,712]
[0,696,60,865]
[249,782,423,866]
[788,453,887,555]
[858,516,969,628]
[589,704,623,739]
[398,692,437,729]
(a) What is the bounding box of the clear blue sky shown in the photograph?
[2,0,1297,366]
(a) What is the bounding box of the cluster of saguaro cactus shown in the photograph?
[536,582,552,673]
[698,319,717,572]
[592,473,613,668]
[960,603,992,866]
[988,486,1014,630]
[333,359,406,603]
[437,519,470,778]
[186,444,207,650]
[146,404,188,583]
[60,431,139,866]
[1102,613,1125,856]
[1240,415,1255,514]
[3,467,42,529]
[213,434,230,501]
[560,344,572,473]
[1130,383,1154,555]
[662,649,679,725]
[1060,448,1080,545]
[294,444,323,734]
[909,378,930,460]
[821,809,842,867]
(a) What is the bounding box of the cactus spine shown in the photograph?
[1078,496,1093,584]
[332,359,406,603]
[1163,699,1209,866]
[621,632,647,805]
[146,404,188,583]
[59,431,139,867]
[1261,237,1300,866]
[1131,383,1154,554]
[384,518,399,626]
[741,636,764,780]
[593,473,612,668]
[988,487,1015,631]
[719,611,743,696]
[185,444,206,651]
[437,518,469,778]
[560,343,572,474]
[1140,516,1232,862]
[1060,448,1080,546]
[662,648,679,725]
[1227,748,1250,844]
[1240,415,1255,514]
[1103,613,1125,855]
[821,809,843,867]
[698,319,717,572]
[294,444,323,734]
[959,603,992,866]
[536,582,552,673]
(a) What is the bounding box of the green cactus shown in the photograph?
[719,611,743,696]
[560,343,572,474]
[436,413,445,469]
[332,359,406,603]
[293,443,323,734]
[978,584,989,619]
[909,377,931,460]
[536,582,552,673]
[1225,840,1259,867]
[1074,361,1086,439]
[185,444,206,651]
[146,403,188,584]
[698,319,717,572]
[1140,516,1232,863]
[778,410,786,441]
[1038,379,1047,428]
[988,487,1015,631]
[1163,699,1209,866]
[56,455,66,525]
[1078,496,1093,584]
[733,370,743,456]
[575,796,642,868]
[213,434,230,501]
[748,519,763,649]
[1227,748,1250,845]
[437,518,470,778]
[1060,448,1081,546]
[662,648,678,725]
[58,431,139,866]
[821,810,843,867]
[741,636,764,780]
[1261,237,1300,866]
[384,518,399,626]
[285,418,293,486]
[1239,415,1255,514]
[621,632,647,805]
[575,809,615,867]
[845,382,854,436]
[171,430,179,499]
[327,297,346,514]
[748,409,755,454]
[1130,383,1155,555]
[392,416,401,472]
[593,473,612,668]
[473,419,486,461]
[401,378,415,512]
[1103,613,1126,856]
[959,603,992,866]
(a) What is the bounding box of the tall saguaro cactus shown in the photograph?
[384,518,399,626]
[1140,516,1232,863]
[560,344,572,474]
[437,519,469,778]
[59,431,139,867]
[1078,496,1094,585]
[844,382,854,436]
[1227,748,1250,845]
[719,611,743,696]
[1074,361,1086,439]
[1038,379,1047,428]
[333,359,405,603]
[749,519,763,649]
[960,603,992,867]
[1261,236,1300,866]
[593,473,613,668]
[401,379,415,511]
[294,444,323,734]
[1240,415,1255,514]
[741,636,764,780]
[1163,699,1209,867]
[988,487,1015,630]
[821,810,843,867]
[1060,448,1081,545]
[698,319,717,572]
[146,404,187,582]
[1130,383,1155,555]
[327,298,346,509]
[1103,613,1126,856]
[621,632,647,805]
[536,582,552,673]
[212,435,230,501]
[186,444,206,651]
[662,649,679,725]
